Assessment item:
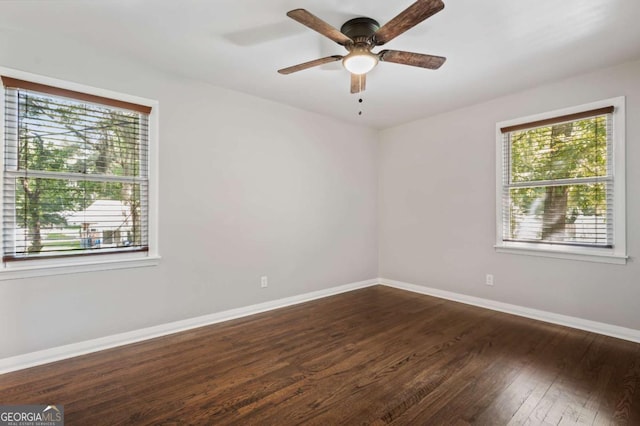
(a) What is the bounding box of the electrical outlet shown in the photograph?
[260,276,268,288]
[486,274,494,286]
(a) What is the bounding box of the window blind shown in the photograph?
[501,107,613,248]
[2,76,150,261]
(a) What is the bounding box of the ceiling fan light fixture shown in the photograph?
[342,51,378,75]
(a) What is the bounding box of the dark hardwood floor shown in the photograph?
[1,285,639,425]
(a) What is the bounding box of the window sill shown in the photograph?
[0,254,161,280]
[495,243,627,265]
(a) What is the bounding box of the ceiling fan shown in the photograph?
[277,0,446,94]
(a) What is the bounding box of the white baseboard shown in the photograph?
[379,278,640,344]
[4,277,638,375]
[0,278,378,375]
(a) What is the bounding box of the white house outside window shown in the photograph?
[0,71,159,278]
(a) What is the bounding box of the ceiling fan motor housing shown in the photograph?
[340,17,380,44]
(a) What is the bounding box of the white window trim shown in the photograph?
[0,67,160,279]
[495,97,626,265]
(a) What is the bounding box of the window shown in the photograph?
[0,70,158,278]
[495,98,626,264]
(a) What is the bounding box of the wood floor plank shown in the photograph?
[1,285,639,425]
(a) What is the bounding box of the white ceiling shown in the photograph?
[2,0,640,128]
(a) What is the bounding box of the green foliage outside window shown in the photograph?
[13,92,143,254]
[507,116,609,244]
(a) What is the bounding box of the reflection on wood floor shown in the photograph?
[1,285,639,425]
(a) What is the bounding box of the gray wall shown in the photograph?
[0,28,379,358]
[1,25,638,361]
[379,59,640,330]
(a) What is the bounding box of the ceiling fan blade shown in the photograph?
[379,50,446,69]
[350,73,367,94]
[278,55,343,75]
[287,9,353,46]
[374,0,444,45]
